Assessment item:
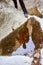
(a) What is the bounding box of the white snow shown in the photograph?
[12,36,35,56]
[0,55,33,65]
[0,49,43,65]
[0,48,43,65]
[40,48,43,65]
[40,48,43,58]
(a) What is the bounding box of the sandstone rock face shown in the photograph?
[0,1,28,55]
[0,1,27,40]
[0,0,43,14]
[28,7,42,18]
[18,0,43,15]
[24,0,43,11]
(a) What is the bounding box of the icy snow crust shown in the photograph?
[0,55,33,65]
[0,48,43,65]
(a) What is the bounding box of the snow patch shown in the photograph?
[0,55,33,65]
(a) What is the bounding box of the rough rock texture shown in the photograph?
[0,21,28,55]
[18,0,43,15]
[0,1,27,41]
[0,0,28,55]
[0,17,43,55]
[28,7,42,18]
[0,0,43,55]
